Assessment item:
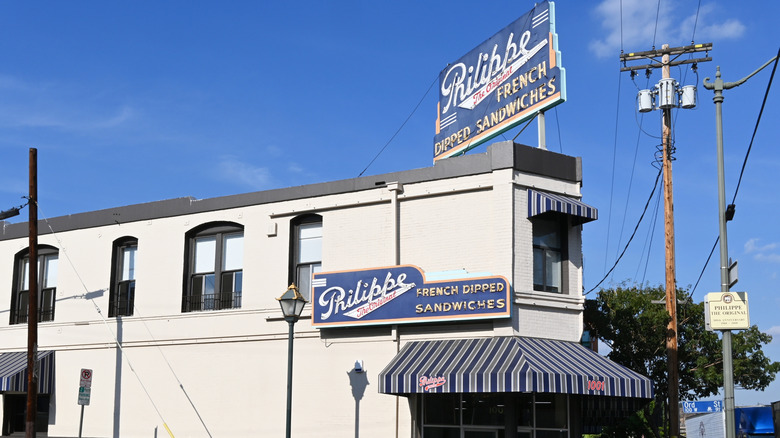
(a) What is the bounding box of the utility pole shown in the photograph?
[620,43,712,438]
[27,148,38,438]
[703,51,779,438]
[659,46,680,438]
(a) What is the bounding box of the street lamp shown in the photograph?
[702,52,779,438]
[277,284,307,438]
[0,206,21,220]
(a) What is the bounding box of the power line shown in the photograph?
[34,202,177,437]
[358,75,438,177]
[603,69,622,275]
[730,48,779,204]
[651,0,661,49]
[642,183,663,285]
[587,166,663,295]
[691,49,779,294]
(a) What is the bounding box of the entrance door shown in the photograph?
[2,394,25,436]
[2,394,49,436]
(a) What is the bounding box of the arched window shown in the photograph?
[10,245,59,324]
[109,236,138,317]
[183,222,244,312]
[289,214,322,301]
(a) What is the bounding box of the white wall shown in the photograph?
[0,158,588,437]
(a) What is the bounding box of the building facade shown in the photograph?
[0,141,651,437]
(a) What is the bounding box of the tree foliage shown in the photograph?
[585,284,780,437]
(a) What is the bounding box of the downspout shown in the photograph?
[386,182,404,438]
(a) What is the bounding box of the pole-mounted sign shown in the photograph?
[705,292,750,331]
[78,368,93,438]
[77,368,92,406]
[433,0,566,161]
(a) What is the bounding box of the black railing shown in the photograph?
[11,307,55,325]
[182,292,242,313]
[11,288,56,325]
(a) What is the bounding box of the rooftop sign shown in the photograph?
[434,1,565,161]
[311,265,510,328]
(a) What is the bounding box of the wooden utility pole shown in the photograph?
[620,43,712,438]
[27,148,38,438]
[660,46,680,437]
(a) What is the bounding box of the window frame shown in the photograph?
[109,236,138,317]
[10,245,59,325]
[288,214,322,302]
[532,213,568,293]
[182,222,244,313]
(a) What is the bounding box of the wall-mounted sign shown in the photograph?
[434,0,565,161]
[705,292,749,331]
[311,265,510,328]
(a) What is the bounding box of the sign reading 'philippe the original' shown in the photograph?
[311,265,510,328]
[434,0,565,161]
[705,292,750,331]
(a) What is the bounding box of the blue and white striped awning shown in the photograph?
[0,351,55,394]
[379,337,652,399]
[528,189,598,224]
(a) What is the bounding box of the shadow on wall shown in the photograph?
[347,361,369,438]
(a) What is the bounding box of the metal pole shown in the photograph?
[285,319,295,438]
[26,148,38,438]
[703,53,778,438]
[78,405,85,438]
[710,67,736,438]
[537,110,547,150]
[660,45,680,438]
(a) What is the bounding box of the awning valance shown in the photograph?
[528,189,598,224]
[0,351,55,394]
[379,337,652,399]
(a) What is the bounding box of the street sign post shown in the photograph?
[682,400,724,414]
[77,368,93,438]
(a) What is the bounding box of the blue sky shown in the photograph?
[1,1,778,405]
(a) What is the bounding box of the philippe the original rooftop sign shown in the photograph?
[434,0,565,161]
[311,265,510,328]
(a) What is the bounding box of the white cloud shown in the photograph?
[0,75,135,131]
[744,238,780,264]
[745,238,779,254]
[216,156,273,190]
[0,75,50,93]
[766,326,780,337]
[287,163,304,174]
[264,145,283,157]
[755,253,780,264]
[589,0,675,58]
[589,1,744,58]
[679,4,745,42]
[7,104,135,131]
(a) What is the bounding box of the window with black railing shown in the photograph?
[183,223,243,313]
[10,246,58,325]
[109,237,137,317]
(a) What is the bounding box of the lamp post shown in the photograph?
[277,284,307,438]
[702,51,778,438]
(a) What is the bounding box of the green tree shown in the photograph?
[584,284,780,437]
